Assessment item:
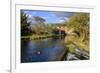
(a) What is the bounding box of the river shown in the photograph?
[21,37,89,63]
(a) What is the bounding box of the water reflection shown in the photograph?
[21,37,66,63]
[21,36,89,63]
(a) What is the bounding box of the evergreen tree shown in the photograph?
[21,11,31,36]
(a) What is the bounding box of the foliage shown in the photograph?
[64,13,90,52]
[66,13,90,42]
[31,16,47,34]
[21,11,31,36]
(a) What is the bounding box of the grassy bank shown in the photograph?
[21,34,64,40]
[65,35,89,53]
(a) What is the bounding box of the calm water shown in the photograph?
[21,37,66,63]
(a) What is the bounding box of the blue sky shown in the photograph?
[21,10,75,24]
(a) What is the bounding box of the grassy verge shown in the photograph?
[65,35,89,53]
[66,44,75,54]
[21,34,63,40]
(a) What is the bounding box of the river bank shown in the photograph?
[64,35,89,53]
[21,34,65,40]
[21,34,89,53]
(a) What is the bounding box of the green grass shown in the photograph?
[65,35,89,52]
[21,34,63,40]
[67,44,75,54]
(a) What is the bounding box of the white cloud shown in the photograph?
[59,19,65,23]
[28,14,33,18]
